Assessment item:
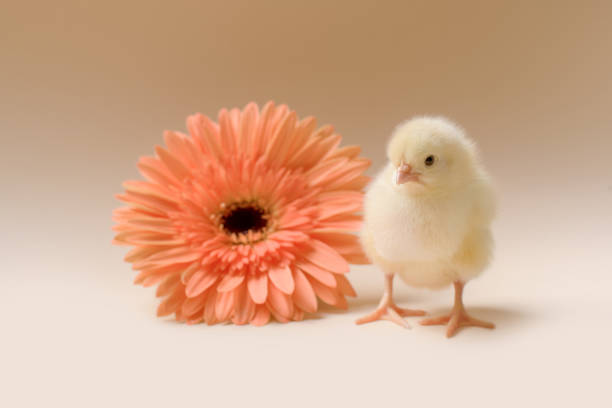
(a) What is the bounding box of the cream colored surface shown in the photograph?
[1,1,611,407]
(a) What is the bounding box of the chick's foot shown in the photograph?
[356,302,426,329]
[420,309,494,337]
[355,273,426,328]
[419,281,494,337]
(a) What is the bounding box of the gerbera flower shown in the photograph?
[113,102,370,325]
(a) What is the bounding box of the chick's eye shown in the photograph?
[424,155,435,166]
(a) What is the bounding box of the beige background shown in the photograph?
[1,1,611,407]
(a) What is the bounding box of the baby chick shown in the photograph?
[356,117,496,337]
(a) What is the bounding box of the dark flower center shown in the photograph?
[221,204,268,234]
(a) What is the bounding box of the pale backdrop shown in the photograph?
[2,1,611,407]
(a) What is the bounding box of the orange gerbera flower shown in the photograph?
[112,102,370,325]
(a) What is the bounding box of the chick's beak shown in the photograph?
[394,162,420,185]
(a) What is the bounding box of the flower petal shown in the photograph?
[269,230,309,244]
[278,214,312,230]
[240,102,259,151]
[307,157,348,186]
[137,156,179,187]
[293,308,305,321]
[264,111,297,165]
[187,113,222,159]
[217,273,245,292]
[250,305,271,326]
[116,191,178,214]
[292,268,318,313]
[135,247,201,268]
[333,175,371,191]
[284,116,316,165]
[186,315,204,325]
[232,282,256,325]
[122,180,174,201]
[340,252,370,264]
[309,231,371,265]
[218,108,238,156]
[328,145,361,160]
[316,158,371,189]
[204,290,217,325]
[113,231,184,246]
[252,101,275,157]
[121,218,175,235]
[182,294,207,316]
[157,289,186,317]
[307,276,347,309]
[335,274,357,297]
[317,191,363,219]
[134,262,186,285]
[215,290,234,321]
[266,283,294,319]
[308,231,361,254]
[268,265,295,295]
[186,270,219,297]
[302,239,350,274]
[163,131,197,168]
[180,262,201,284]
[155,146,190,181]
[123,246,160,263]
[155,273,181,298]
[296,260,337,288]
[269,307,290,323]
[315,214,363,231]
[289,126,338,170]
[247,273,268,304]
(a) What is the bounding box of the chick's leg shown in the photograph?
[355,273,426,328]
[420,281,494,337]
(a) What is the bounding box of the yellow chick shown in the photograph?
[357,117,496,337]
